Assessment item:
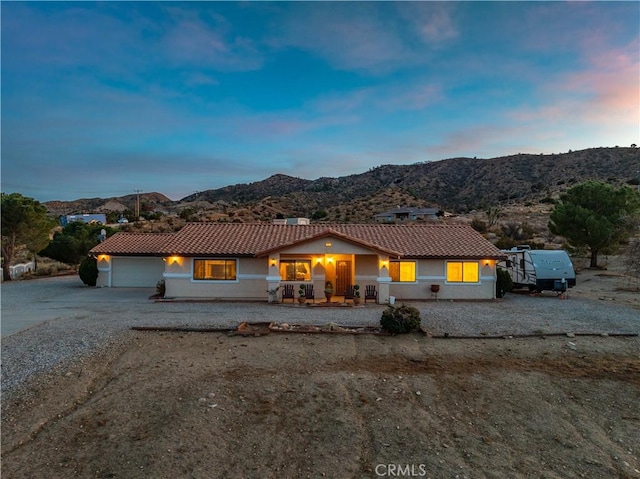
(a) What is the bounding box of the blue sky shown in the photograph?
[2,1,638,202]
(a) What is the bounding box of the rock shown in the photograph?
[566,332,575,338]
[567,342,577,351]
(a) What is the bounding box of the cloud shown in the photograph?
[267,3,418,73]
[161,8,264,72]
[397,2,458,45]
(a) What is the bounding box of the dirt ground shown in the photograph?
[2,258,639,479]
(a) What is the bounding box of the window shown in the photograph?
[193,259,237,281]
[389,261,416,282]
[279,260,311,282]
[446,261,479,283]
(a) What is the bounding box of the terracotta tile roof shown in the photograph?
[89,233,174,256]
[158,223,505,259]
[90,224,506,259]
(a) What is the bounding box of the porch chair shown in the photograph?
[304,284,315,303]
[364,285,378,303]
[344,285,355,301]
[281,284,295,303]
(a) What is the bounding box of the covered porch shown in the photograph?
[261,232,398,305]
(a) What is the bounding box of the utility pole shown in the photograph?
[134,189,142,220]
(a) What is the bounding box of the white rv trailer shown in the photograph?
[498,246,576,293]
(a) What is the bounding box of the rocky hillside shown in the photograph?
[44,147,639,223]
[44,192,173,217]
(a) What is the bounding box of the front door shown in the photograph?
[335,260,352,296]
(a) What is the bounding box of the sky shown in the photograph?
[1,1,639,202]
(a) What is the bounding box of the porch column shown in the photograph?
[377,255,391,304]
[266,254,281,303]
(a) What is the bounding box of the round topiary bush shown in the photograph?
[380,304,422,334]
[79,256,98,286]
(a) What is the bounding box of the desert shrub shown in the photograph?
[495,237,518,250]
[380,304,421,334]
[496,268,513,298]
[78,257,98,286]
[470,218,487,233]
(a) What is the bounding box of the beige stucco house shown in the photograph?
[89,223,506,303]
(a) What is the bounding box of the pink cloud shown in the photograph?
[509,40,639,129]
[377,83,443,111]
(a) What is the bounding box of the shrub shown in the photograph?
[496,268,513,298]
[156,279,166,297]
[470,218,487,233]
[79,257,98,286]
[380,304,421,334]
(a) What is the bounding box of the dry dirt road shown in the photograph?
[2,331,639,479]
[2,256,639,479]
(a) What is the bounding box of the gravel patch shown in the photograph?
[1,276,638,395]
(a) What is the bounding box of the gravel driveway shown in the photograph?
[2,275,638,394]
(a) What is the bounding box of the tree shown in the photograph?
[1,193,54,281]
[40,222,114,265]
[549,181,640,267]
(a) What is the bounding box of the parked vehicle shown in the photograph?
[498,245,576,293]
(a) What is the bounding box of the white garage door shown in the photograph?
[111,257,165,287]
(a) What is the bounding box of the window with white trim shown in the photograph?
[279,260,311,282]
[193,259,237,281]
[446,261,479,283]
[389,261,416,282]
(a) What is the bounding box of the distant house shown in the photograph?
[90,223,506,302]
[61,214,107,226]
[272,217,310,225]
[374,207,440,223]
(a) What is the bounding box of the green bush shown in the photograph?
[156,279,166,297]
[496,268,513,298]
[380,304,422,334]
[79,257,98,286]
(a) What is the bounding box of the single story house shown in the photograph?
[89,223,506,303]
[61,213,107,226]
[374,207,440,222]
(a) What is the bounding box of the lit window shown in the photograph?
[193,259,237,281]
[279,260,311,282]
[446,261,479,283]
[389,261,416,282]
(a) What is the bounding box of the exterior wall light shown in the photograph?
[270,258,277,267]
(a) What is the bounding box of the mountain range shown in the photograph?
[44,147,640,223]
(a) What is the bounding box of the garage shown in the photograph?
[110,257,165,287]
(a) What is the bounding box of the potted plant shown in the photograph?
[266,286,280,303]
[298,284,306,304]
[324,281,334,302]
[353,284,361,305]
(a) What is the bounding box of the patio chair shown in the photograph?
[364,285,378,303]
[304,284,315,302]
[344,285,355,301]
[281,284,295,303]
